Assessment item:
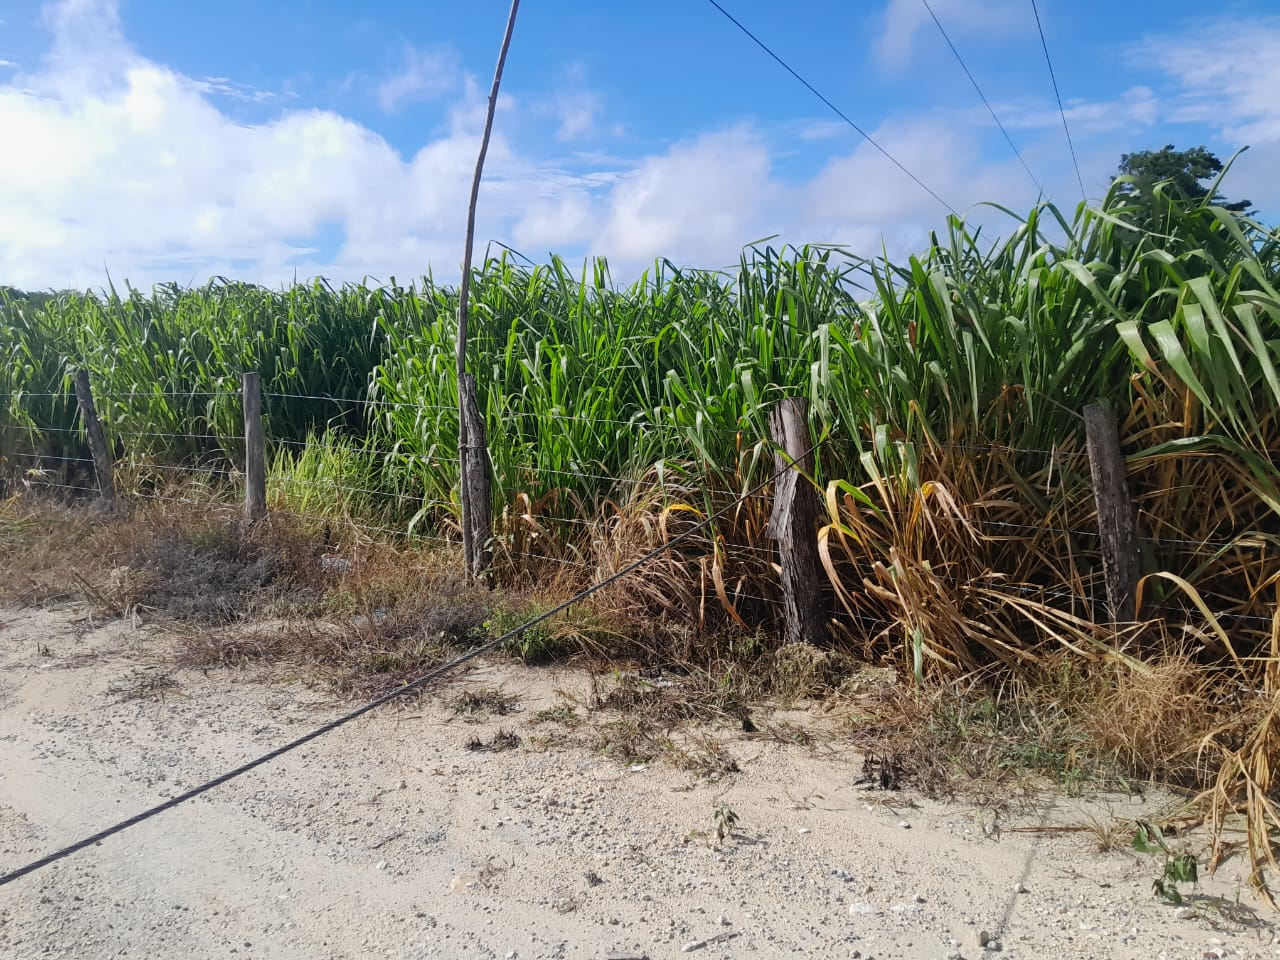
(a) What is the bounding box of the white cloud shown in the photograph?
[193,76,282,105]
[996,87,1160,137]
[19,0,1266,292]
[0,0,1092,293]
[1125,17,1280,212]
[591,127,785,266]
[0,0,528,288]
[1133,18,1280,145]
[875,0,1027,69]
[554,90,601,142]
[376,45,461,113]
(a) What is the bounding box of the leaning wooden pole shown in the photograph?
[456,0,519,580]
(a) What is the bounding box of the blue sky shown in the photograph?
[1,0,1277,289]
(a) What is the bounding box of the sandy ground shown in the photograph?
[0,602,1277,960]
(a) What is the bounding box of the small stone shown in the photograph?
[898,820,911,829]
[1013,882,1028,894]
[1173,906,1195,920]
[375,860,387,871]
[977,930,992,948]
[717,915,730,926]
[914,893,927,903]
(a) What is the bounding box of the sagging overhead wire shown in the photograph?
[0,434,823,889]
[704,0,957,217]
[920,0,1043,194]
[1029,0,1087,204]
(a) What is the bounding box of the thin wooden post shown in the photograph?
[1084,403,1138,623]
[242,372,266,524]
[457,0,519,581]
[459,373,492,576]
[73,369,115,506]
[765,398,827,645]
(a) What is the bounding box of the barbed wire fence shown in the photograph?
[2,372,1275,647]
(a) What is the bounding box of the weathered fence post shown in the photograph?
[765,398,827,645]
[459,373,492,577]
[72,369,115,507]
[1083,403,1138,623]
[242,372,266,524]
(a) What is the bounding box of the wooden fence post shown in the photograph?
[243,372,266,524]
[765,398,826,645]
[459,372,492,577]
[1083,403,1138,624]
[73,369,115,507]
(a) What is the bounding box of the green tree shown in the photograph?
[1116,144,1252,213]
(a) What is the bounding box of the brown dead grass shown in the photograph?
[8,489,1280,902]
[839,645,1228,805]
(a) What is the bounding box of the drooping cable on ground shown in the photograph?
[703,0,957,216]
[0,435,824,889]
[920,0,1042,194]
[1029,0,1086,204]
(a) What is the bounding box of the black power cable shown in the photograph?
[1029,0,1086,204]
[0,437,823,888]
[704,0,957,216]
[920,0,1043,194]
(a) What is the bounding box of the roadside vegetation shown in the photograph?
[4,164,1280,900]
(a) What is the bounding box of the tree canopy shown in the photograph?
[1116,144,1252,213]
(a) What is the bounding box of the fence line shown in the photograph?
[7,437,1270,556]
[7,375,1280,647]
[12,469,1273,631]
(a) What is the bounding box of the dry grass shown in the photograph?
[9,487,1280,903]
[465,729,522,753]
[449,686,521,721]
[837,645,1236,809]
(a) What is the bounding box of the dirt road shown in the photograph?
[0,603,1274,959]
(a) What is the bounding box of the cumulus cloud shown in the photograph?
[7,0,1274,292]
[0,0,534,288]
[592,127,785,265]
[0,0,1078,294]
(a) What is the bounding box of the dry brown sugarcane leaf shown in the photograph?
[1139,571,1245,674]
